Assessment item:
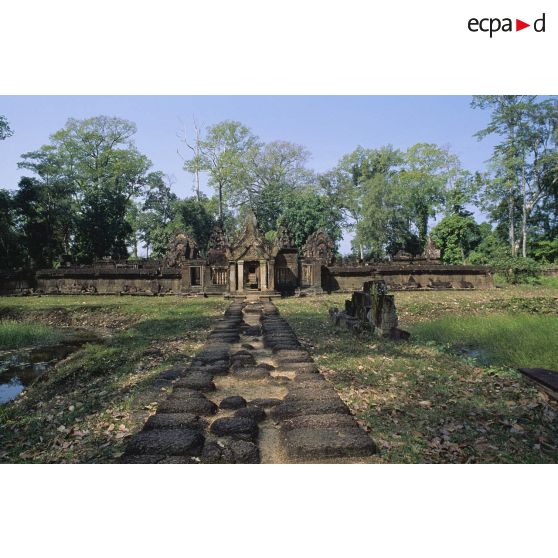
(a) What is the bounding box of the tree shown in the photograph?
[430,214,482,264]
[250,140,314,231]
[398,143,462,249]
[19,116,153,263]
[0,115,14,140]
[516,99,558,257]
[276,190,342,251]
[135,172,178,257]
[472,95,536,256]
[178,116,203,200]
[183,120,259,219]
[0,189,25,270]
[326,146,403,258]
[12,177,74,268]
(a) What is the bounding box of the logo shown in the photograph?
[468,13,546,37]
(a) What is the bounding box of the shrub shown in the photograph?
[491,256,542,284]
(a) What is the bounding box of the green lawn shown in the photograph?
[0,320,64,350]
[411,314,558,369]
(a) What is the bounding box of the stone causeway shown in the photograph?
[121,300,377,463]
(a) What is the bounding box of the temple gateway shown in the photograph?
[1,213,494,296]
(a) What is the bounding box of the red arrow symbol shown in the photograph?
[516,19,530,31]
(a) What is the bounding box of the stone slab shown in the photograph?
[124,429,205,456]
[283,427,377,459]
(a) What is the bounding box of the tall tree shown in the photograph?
[183,120,259,220]
[20,116,153,263]
[471,95,537,256]
[326,146,403,258]
[135,172,178,256]
[0,189,25,270]
[0,115,14,140]
[250,140,314,231]
[398,143,462,249]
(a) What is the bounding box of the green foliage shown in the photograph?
[184,123,314,232]
[490,256,541,284]
[430,214,481,264]
[184,120,259,219]
[467,225,509,265]
[0,189,26,270]
[14,116,156,265]
[0,115,14,140]
[531,238,558,263]
[276,190,342,250]
[399,143,462,247]
[472,95,558,258]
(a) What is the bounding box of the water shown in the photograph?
[0,333,100,405]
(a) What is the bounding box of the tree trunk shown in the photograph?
[509,195,516,257]
[521,169,527,258]
[218,184,223,221]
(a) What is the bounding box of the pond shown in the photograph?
[0,332,101,405]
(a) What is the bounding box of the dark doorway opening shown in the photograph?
[244,261,260,290]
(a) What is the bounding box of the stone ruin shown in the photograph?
[2,215,493,297]
[329,280,410,340]
[165,231,199,267]
[302,230,336,266]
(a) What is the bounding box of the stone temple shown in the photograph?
[0,213,493,296]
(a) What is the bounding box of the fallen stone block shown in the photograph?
[124,429,205,456]
[280,413,358,432]
[158,397,218,416]
[210,416,259,441]
[201,439,260,464]
[143,413,207,431]
[283,426,377,459]
[174,371,216,392]
[234,406,266,422]
[219,395,247,409]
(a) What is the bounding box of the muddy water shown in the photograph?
[0,332,100,405]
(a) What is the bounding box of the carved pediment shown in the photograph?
[302,230,335,265]
[228,211,272,261]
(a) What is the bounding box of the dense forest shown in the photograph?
[1,96,557,277]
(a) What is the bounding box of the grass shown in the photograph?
[276,285,558,463]
[0,320,64,350]
[411,314,558,369]
[0,295,228,463]
[1,286,557,463]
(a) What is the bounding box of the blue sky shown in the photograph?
[0,96,496,252]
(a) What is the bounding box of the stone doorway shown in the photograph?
[244,261,260,290]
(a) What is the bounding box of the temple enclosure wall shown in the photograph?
[0,216,494,297]
[0,262,493,296]
[323,264,494,292]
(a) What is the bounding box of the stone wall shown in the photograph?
[274,250,299,293]
[0,261,495,296]
[0,273,34,295]
[35,267,182,295]
[323,264,494,292]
